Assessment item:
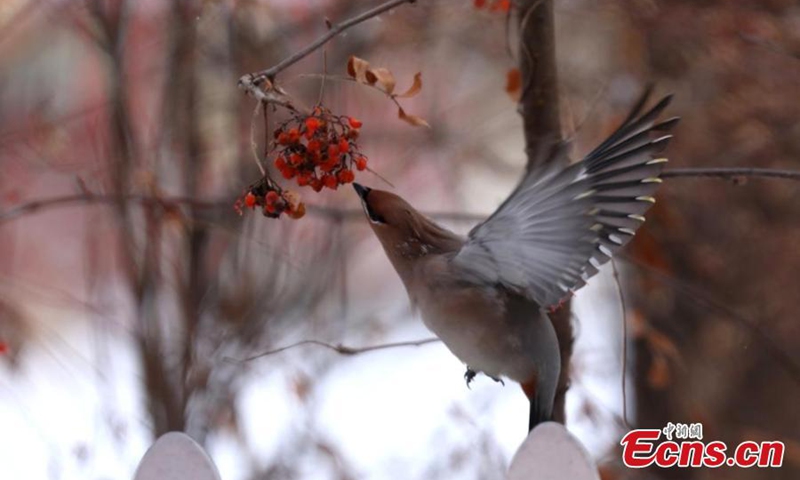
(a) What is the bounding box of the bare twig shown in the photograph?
[239,83,297,110]
[239,0,417,85]
[662,167,800,182]
[0,194,206,225]
[3,167,798,226]
[229,337,440,363]
[610,259,631,429]
[318,28,329,106]
[251,102,266,175]
[0,193,486,226]
[237,0,417,107]
[738,32,800,61]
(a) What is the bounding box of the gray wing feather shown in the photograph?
[452,90,678,307]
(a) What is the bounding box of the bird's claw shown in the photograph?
[464,368,505,388]
[464,367,477,389]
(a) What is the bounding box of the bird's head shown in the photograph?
[353,183,412,229]
[352,183,463,263]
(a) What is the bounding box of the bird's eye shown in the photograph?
[364,202,387,224]
[354,183,386,224]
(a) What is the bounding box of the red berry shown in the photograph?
[281,167,296,179]
[275,156,287,171]
[296,174,311,187]
[355,156,368,171]
[304,119,319,140]
[287,128,300,143]
[320,158,338,172]
[290,153,303,166]
[339,138,350,153]
[311,178,323,192]
[265,191,280,204]
[244,192,257,208]
[0,341,8,355]
[338,169,355,184]
[322,174,338,190]
[277,132,289,145]
[305,117,320,130]
[348,117,362,128]
[327,144,340,158]
[307,139,321,152]
[491,0,511,12]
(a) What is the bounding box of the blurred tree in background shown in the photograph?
[621,2,800,480]
[0,0,798,479]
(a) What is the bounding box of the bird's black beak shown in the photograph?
[353,183,371,201]
[353,183,386,224]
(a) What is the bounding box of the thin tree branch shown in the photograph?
[230,337,440,363]
[662,167,800,182]
[3,167,798,226]
[518,0,560,171]
[242,86,297,110]
[237,0,418,102]
[610,259,631,429]
[738,32,800,61]
[250,102,266,175]
[242,0,416,84]
[0,193,486,225]
[517,0,571,429]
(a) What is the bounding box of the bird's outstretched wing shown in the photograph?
[451,90,678,308]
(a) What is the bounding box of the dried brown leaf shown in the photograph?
[395,72,423,98]
[283,190,306,219]
[346,56,371,83]
[398,107,430,128]
[365,67,396,94]
[287,202,306,220]
[505,68,521,101]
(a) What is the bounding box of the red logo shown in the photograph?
[621,424,784,468]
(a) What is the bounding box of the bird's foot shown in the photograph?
[464,368,505,388]
[464,367,477,389]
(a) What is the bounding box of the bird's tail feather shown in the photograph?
[528,397,552,431]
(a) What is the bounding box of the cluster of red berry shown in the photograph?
[473,0,511,12]
[272,107,368,192]
[234,178,305,219]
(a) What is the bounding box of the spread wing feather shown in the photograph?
[451,90,678,307]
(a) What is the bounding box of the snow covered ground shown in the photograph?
[0,264,628,480]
